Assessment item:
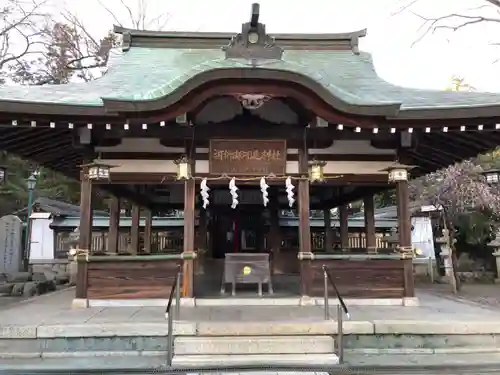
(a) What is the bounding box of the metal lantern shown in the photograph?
[0,166,6,185]
[387,168,408,182]
[26,174,37,190]
[482,169,500,184]
[382,164,415,183]
[83,160,113,181]
[308,160,326,182]
[175,155,192,180]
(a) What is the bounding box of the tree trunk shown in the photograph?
[443,210,461,293]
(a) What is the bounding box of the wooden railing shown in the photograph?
[55,228,391,258]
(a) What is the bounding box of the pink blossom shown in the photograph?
[410,160,500,217]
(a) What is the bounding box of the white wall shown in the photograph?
[29,213,55,262]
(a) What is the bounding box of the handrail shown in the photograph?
[165,265,182,367]
[322,264,350,364]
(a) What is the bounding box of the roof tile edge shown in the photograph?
[112,25,367,52]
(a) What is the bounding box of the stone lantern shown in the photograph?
[488,233,500,283]
[436,229,453,280]
[67,227,80,286]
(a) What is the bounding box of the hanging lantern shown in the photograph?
[0,165,6,185]
[82,160,114,181]
[387,168,408,182]
[482,169,500,185]
[175,155,192,180]
[382,164,415,183]
[308,159,326,182]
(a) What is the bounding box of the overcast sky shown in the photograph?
[57,0,500,92]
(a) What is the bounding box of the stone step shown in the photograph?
[193,320,356,336]
[172,353,340,367]
[174,335,335,355]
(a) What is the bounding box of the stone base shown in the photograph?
[71,298,88,309]
[72,298,196,308]
[72,296,419,307]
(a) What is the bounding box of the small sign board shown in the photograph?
[209,139,286,175]
[221,253,273,296]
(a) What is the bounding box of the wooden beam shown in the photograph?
[143,209,152,254]
[92,121,396,141]
[324,208,333,252]
[339,204,349,249]
[100,173,389,185]
[130,205,140,255]
[104,185,154,209]
[97,151,397,162]
[363,194,376,252]
[107,196,120,253]
[317,186,388,209]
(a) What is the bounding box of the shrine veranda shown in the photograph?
[1,4,500,305]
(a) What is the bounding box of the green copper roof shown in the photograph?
[1,44,500,118]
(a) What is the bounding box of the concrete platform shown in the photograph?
[172,353,340,367]
[3,288,500,358]
[3,353,500,373]
[80,296,419,307]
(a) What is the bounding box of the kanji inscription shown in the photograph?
[209,139,286,175]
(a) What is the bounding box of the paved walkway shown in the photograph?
[1,287,500,327]
[426,283,500,309]
[3,352,500,372]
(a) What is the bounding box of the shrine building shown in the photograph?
[1,4,500,306]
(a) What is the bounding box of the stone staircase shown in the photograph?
[171,322,340,366]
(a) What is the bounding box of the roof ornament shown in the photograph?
[222,3,283,67]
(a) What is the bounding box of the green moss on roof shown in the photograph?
[1,46,500,116]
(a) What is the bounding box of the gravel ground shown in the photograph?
[420,282,500,309]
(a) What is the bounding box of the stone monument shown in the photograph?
[67,226,80,285]
[0,215,23,275]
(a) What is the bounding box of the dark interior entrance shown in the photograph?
[210,205,265,258]
[194,188,301,298]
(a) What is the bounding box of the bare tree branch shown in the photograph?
[398,0,500,46]
[486,0,500,7]
[0,0,51,76]
[391,0,419,16]
[8,0,172,85]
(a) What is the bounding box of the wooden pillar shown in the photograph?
[144,209,152,254]
[298,179,312,295]
[107,196,120,253]
[195,209,208,275]
[182,179,196,297]
[297,144,312,296]
[396,179,415,297]
[324,208,333,252]
[396,181,411,250]
[339,204,349,249]
[130,205,140,255]
[76,169,93,300]
[197,209,207,251]
[269,189,281,269]
[363,195,376,252]
[78,170,93,252]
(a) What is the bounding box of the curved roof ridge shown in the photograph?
[113,24,367,41]
[113,25,366,52]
